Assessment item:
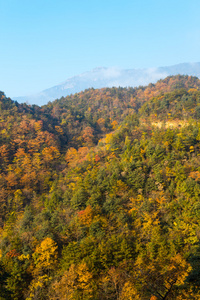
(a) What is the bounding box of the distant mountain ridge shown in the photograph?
[13,62,200,106]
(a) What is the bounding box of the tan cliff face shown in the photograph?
[151,120,188,128]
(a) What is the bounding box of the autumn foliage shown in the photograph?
[0,76,200,299]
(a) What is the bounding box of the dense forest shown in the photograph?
[1,75,200,299]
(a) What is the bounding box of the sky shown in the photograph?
[1,0,200,97]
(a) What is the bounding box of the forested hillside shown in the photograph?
[1,75,200,299]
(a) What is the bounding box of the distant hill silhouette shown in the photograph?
[13,62,200,105]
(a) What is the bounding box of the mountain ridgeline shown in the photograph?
[1,75,200,299]
[14,62,200,105]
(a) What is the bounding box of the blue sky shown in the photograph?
[1,0,200,97]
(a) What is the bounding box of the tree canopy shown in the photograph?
[0,75,200,299]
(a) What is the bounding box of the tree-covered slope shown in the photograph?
[0,76,200,299]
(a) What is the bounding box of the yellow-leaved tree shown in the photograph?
[50,262,94,300]
[27,237,58,300]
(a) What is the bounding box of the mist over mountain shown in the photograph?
[14,62,200,105]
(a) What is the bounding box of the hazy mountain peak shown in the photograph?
[13,62,200,106]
